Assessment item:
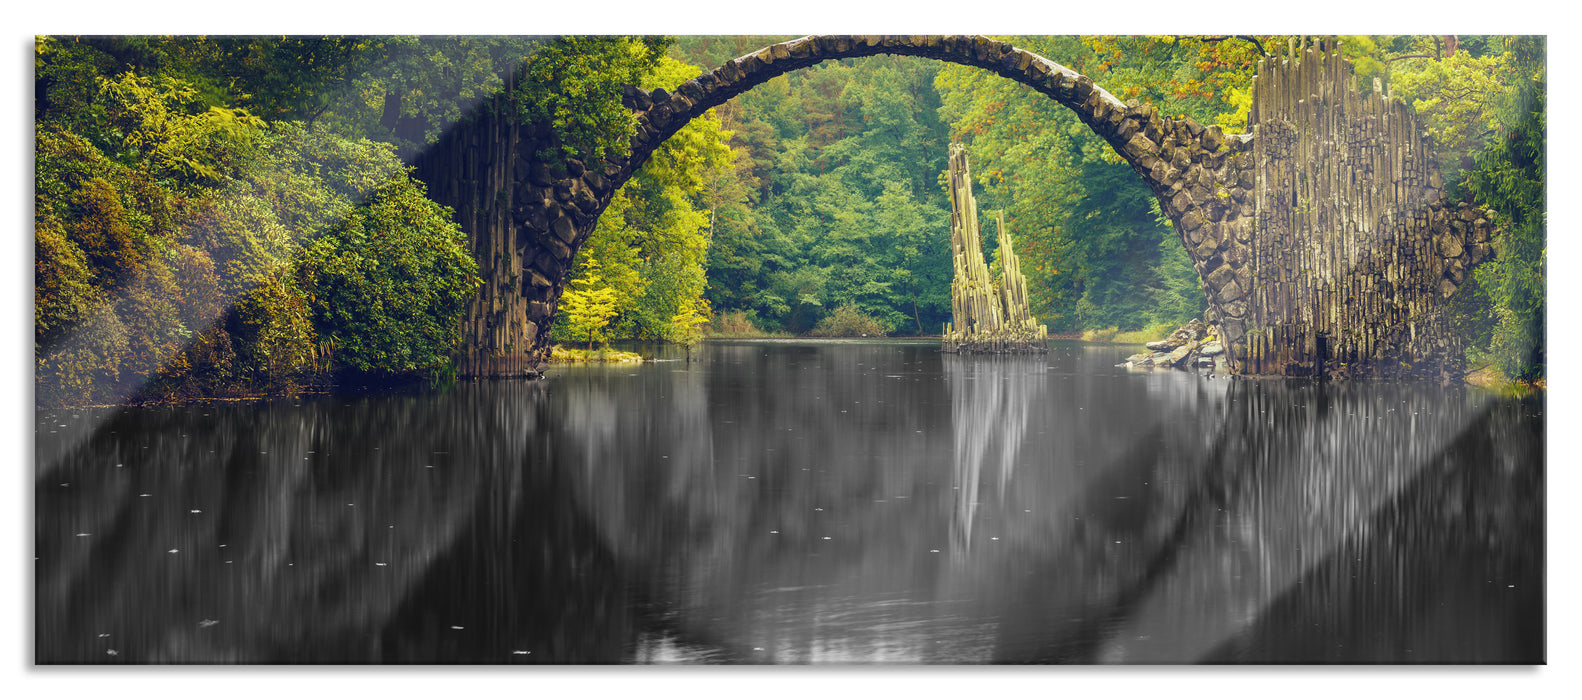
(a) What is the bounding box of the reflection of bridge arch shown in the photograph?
[415,35,1496,379]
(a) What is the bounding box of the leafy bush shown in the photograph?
[1080,326,1121,342]
[809,303,889,338]
[300,180,480,375]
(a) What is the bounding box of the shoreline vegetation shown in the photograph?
[32,36,1543,407]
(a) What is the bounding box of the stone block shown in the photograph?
[545,235,571,262]
[1217,279,1244,303]
[551,215,576,244]
[1201,125,1223,151]
[529,160,554,186]
[1123,135,1159,159]
[1206,263,1236,289]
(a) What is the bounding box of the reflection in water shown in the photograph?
[36,384,631,663]
[947,355,1044,562]
[35,340,1543,663]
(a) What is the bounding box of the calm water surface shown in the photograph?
[35,340,1544,663]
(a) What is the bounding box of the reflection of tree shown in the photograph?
[35,383,633,663]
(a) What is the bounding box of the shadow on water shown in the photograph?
[35,340,1544,664]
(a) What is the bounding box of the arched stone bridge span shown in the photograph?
[411,35,1494,379]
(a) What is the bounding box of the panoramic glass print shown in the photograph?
[34,34,1545,664]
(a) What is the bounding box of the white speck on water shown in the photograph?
[218,544,227,548]
[822,536,832,540]
[98,633,109,638]
[513,650,531,655]
[1114,541,1122,544]
[1508,585,1516,588]
[930,549,940,553]
[770,530,779,534]
[76,533,91,537]
[198,619,218,628]
[375,562,388,567]
[1024,509,1032,513]
[115,464,123,468]
[991,537,1000,541]
[753,647,765,652]
[224,561,233,564]
[60,483,69,487]
[139,494,151,498]
[450,626,464,630]
[168,549,179,554]
[814,507,823,511]
[106,649,118,656]
[425,465,434,469]
[190,509,202,513]
[346,503,355,507]
[748,476,756,480]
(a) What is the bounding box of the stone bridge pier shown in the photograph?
[412,35,1495,379]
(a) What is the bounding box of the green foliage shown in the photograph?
[554,54,729,344]
[669,297,711,355]
[1451,47,1545,382]
[35,304,129,407]
[557,259,622,350]
[35,38,491,404]
[666,46,956,336]
[809,302,890,338]
[515,36,672,165]
[34,216,96,344]
[300,181,482,375]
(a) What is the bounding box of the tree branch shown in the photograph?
[1196,35,1270,58]
[1387,53,1435,63]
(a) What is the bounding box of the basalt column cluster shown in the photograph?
[410,73,620,378]
[942,144,1048,354]
[1241,40,1493,378]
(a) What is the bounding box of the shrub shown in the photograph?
[1080,326,1121,342]
[300,180,481,376]
[809,303,889,338]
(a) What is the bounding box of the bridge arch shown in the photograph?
[417,35,1492,379]
[502,36,1254,368]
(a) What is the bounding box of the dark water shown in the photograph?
[34,340,1544,664]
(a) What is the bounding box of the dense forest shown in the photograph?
[33,35,1546,406]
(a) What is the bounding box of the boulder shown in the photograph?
[1167,341,1199,366]
[1200,341,1225,356]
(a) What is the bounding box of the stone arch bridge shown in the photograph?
[411,35,1494,379]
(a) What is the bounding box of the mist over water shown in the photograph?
[35,340,1543,664]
